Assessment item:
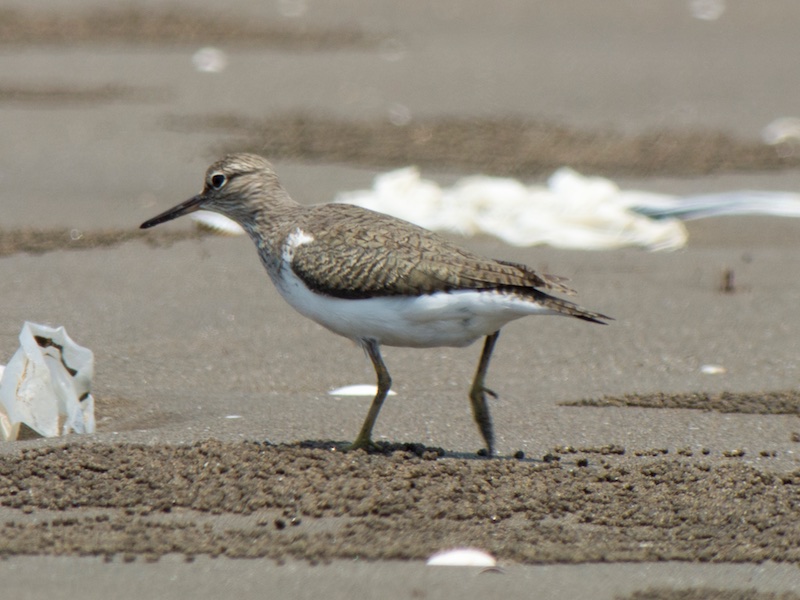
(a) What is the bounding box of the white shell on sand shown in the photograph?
[426,548,497,567]
[328,384,396,397]
[192,47,228,73]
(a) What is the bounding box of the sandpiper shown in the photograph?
[141,153,610,455]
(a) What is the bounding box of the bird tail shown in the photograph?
[536,293,612,325]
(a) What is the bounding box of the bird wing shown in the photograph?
[288,204,576,299]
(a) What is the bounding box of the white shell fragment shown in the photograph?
[192,47,228,73]
[0,322,95,441]
[328,384,397,397]
[689,0,726,21]
[700,364,727,375]
[426,548,497,567]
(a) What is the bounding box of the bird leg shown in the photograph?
[469,331,500,456]
[348,339,392,451]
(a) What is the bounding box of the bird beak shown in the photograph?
[140,194,205,229]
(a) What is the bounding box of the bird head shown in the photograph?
[140,153,286,230]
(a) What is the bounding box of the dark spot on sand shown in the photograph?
[166,113,800,178]
[564,391,800,415]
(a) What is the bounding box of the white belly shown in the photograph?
[271,265,559,348]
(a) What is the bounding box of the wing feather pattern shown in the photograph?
[288,204,610,323]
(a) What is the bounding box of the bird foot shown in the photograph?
[343,437,382,453]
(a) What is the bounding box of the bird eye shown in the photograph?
[210,173,227,190]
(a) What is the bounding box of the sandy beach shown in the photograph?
[1,2,799,598]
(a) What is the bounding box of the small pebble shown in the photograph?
[722,449,746,458]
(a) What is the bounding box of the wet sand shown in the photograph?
[1,2,800,598]
[1,440,799,565]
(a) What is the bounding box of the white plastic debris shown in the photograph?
[0,323,95,441]
[426,548,497,567]
[700,364,727,375]
[337,167,688,251]
[761,117,800,145]
[632,190,800,221]
[191,210,246,235]
[328,384,396,397]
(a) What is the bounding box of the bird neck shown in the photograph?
[238,188,305,265]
